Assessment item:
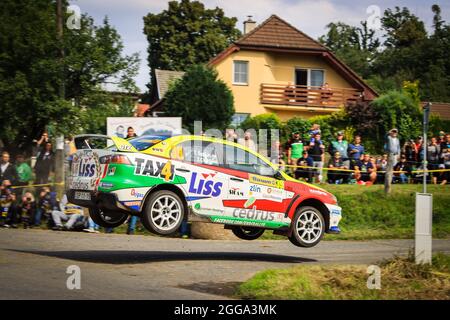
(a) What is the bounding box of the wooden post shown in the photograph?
[384,153,394,194]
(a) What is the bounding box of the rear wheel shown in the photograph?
[288,206,325,248]
[88,207,128,228]
[231,226,265,240]
[141,190,185,235]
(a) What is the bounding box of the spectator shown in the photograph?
[309,133,325,183]
[327,151,349,184]
[127,216,138,235]
[284,82,296,103]
[427,137,441,184]
[393,155,412,184]
[0,151,18,186]
[354,154,377,185]
[126,127,138,139]
[0,180,19,228]
[348,135,365,167]
[439,147,450,185]
[320,82,332,104]
[285,132,303,169]
[403,140,416,167]
[440,134,450,154]
[385,128,401,164]
[33,187,54,226]
[295,150,314,182]
[329,131,350,168]
[413,136,423,165]
[83,217,100,233]
[437,131,446,144]
[308,124,321,144]
[375,154,388,183]
[270,140,285,171]
[34,142,54,185]
[51,194,84,231]
[238,131,257,152]
[34,132,50,155]
[225,129,238,143]
[19,192,36,229]
[15,154,33,188]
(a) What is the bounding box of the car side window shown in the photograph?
[171,140,224,167]
[223,144,275,176]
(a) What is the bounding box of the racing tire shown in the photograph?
[231,226,265,240]
[141,190,185,235]
[288,206,325,248]
[88,207,129,228]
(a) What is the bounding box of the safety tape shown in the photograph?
[281,164,450,174]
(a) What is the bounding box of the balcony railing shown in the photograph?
[260,83,363,109]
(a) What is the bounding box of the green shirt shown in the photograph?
[16,162,33,183]
[290,141,304,159]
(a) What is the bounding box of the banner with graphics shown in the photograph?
[106,117,182,141]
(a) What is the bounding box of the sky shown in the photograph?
[70,0,450,92]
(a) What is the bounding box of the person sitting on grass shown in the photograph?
[51,194,84,231]
[439,148,450,185]
[0,180,19,228]
[327,151,349,184]
[354,154,377,185]
[19,192,36,229]
[295,151,314,182]
[393,154,412,184]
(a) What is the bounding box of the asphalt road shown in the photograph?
[0,229,449,300]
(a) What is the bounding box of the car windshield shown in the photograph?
[127,135,170,151]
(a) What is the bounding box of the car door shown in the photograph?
[169,140,229,218]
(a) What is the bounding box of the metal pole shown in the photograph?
[423,103,430,193]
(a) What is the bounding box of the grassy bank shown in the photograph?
[235,253,450,300]
[262,184,450,240]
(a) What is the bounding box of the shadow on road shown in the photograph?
[9,249,316,264]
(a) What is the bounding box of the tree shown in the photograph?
[319,21,379,78]
[0,0,139,153]
[164,65,234,132]
[143,0,241,102]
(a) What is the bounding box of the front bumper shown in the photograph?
[325,203,342,233]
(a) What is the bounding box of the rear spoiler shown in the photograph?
[74,134,138,152]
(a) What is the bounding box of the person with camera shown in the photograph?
[19,192,36,229]
[0,180,19,228]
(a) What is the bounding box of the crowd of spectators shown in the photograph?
[277,125,450,185]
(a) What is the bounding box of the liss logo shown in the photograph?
[78,160,96,177]
[189,172,222,197]
[134,158,174,181]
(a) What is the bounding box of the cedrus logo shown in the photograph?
[189,172,222,197]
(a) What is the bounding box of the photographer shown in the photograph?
[20,192,36,229]
[34,187,55,227]
[0,180,19,228]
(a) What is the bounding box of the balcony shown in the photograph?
[260,83,363,110]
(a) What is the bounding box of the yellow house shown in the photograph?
[209,15,378,125]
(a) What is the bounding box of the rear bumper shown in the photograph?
[67,189,127,213]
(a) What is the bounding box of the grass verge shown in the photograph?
[235,253,450,300]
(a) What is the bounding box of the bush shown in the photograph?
[282,117,311,142]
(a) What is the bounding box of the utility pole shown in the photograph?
[55,0,65,197]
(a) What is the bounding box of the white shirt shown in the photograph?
[0,162,9,174]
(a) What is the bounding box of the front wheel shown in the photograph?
[88,207,128,228]
[141,190,185,235]
[288,206,325,248]
[231,226,265,240]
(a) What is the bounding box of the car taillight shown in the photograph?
[100,155,131,165]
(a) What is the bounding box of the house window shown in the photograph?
[233,61,249,85]
[231,113,250,127]
[295,68,325,87]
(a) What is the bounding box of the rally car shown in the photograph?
[67,134,342,247]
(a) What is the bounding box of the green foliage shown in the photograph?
[281,117,311,142]
[240,113,283,132]
[0,0,139,153]
[164,65,234,132]
[143,0,241,99]
[371,90,422,146]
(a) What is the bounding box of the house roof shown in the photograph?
[154,69,185,99]
[236,15,327,51]
[423,102,450,121]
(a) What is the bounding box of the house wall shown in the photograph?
[214,49,357,121]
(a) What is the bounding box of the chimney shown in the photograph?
[243,15,256,34]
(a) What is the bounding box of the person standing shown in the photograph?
[34,142,54,185]
[329,131,350,169]
[427,137,441,184]
[285,132,304,175]
[15,154,33,188]
[237,132,257,152]
[309,133,325,183]
[348,135,365,168]
[0,151,18,186]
